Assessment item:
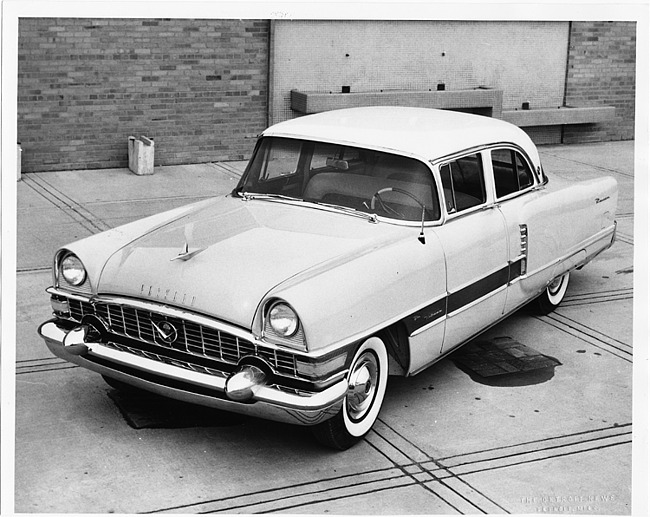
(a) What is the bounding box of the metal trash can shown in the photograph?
[128,135,154,175]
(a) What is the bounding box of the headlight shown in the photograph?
[262,300,306,350]
[60,254,86,286]
[268,302,299,337]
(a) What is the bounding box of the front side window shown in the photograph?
[439,153,486,213]
[259,138,302,181]
[491,148,535,199]
[237,137,440,222]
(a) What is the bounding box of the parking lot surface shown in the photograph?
[14,141,638,514]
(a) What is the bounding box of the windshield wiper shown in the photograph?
[236,192,379,223]
[239,192,301,202]
[310,200,379,223]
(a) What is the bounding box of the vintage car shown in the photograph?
[39,107,618,449]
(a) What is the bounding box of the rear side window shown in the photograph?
[439,153,486,213]
[310,143,361,171]
[491,148,534,198]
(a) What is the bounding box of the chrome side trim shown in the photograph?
[446,284,508,318]
[448,263,509,294]
[409,314,445,337]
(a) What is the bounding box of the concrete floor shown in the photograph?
[11,141,640,514]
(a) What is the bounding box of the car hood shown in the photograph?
[98,196,404,329]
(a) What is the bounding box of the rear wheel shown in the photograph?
[312,337,388,450]
[536,272,570,314]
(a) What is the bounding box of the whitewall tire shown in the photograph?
[312,336,388,450]
[536,272,570,314]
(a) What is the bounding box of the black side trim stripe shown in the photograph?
[509,257,525,283]
[403,259,525,334]
[403,299,447,335]
[448,266,509,314]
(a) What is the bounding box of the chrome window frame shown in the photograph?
[431,142,542,222]
[485,144,539,203]
[431,146,491,221]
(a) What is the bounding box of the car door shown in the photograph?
[434,151,509,355]
[487,146,556,314]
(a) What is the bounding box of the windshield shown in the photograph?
[235,137,440,222]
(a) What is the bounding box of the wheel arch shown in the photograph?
[377,321,410,376]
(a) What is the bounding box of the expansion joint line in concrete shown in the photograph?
[436,423,632,476]
[145,465,418,514]
[207,161,245,177]
[537,312,632,362]
[23,174,111,234]
[142,419,633,514]
[615,232,634,246]
[367,419,510,515]
[539,153,635,179]
[563,287,633,307]
[613,212,634,245]
[17,266,52,273]
[143,418,506,514]
[370,420,631,513]
[16,357,79,375]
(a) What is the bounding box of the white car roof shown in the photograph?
[263,106,540,164]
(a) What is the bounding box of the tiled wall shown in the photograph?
[17,19,269,172]
[270,20,570,125]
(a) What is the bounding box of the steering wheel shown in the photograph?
[370,187,428,219]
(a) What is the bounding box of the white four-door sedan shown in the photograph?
[39,107,618,449]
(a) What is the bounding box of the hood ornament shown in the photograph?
[171,242,205,262]
[171,224,205,261]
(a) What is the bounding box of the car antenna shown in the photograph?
[418,206,426,245]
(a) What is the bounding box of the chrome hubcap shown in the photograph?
[346,351,378,421]
[548,275,564,295]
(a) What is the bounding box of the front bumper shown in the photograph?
[39,319,347,426]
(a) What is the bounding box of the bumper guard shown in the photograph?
[38,319,346,426]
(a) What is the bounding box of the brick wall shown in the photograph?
[17,19,635,173]
[563,21,636,143]
[17,19,269,172]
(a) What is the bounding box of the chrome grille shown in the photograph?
[102,341,228,377]
[66,297,298,377]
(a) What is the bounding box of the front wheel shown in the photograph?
[535,272,570,314]
[312,337,388,450]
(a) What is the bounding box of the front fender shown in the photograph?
[266,230,447,352]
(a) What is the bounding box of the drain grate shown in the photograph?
[451,336,561,383]
[107,389,247,430]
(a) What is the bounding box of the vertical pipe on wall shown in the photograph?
[267,20,276,128]
[561,21,573,143]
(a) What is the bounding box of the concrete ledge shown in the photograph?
[501,106,616,127]
[291,88,504,118]
[290,90,615,131]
